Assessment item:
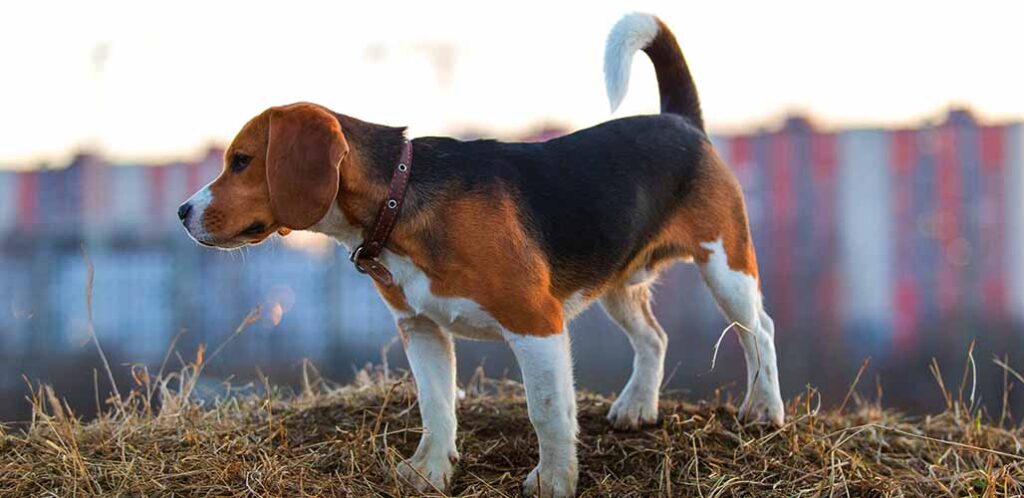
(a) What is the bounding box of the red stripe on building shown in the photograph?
[148,166,167,228]
[980,126,1004,169]
[892,129,916,174]
[769,132,794,326]
[980,126,1007,318]
[811,132,839,336]
[730,135,752,171]
[893,278,920,350]
[811,132,837,183]
[186,161,203,192]
[17,172,38,229]
[890,129,919,351]
[935,126,960,315]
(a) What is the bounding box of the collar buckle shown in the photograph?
[349,244,368,273]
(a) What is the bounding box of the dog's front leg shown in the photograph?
[396,315,459,492]
[504,330,578,498]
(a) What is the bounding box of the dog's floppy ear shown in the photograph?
[266,103,349,230]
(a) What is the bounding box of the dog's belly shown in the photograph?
[385,251,505,341]
[411,292,505,341]
[443,313,504,341]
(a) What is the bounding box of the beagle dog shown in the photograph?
[180,13,784,497]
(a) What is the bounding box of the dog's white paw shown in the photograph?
[397,448,458,493]
[739,383,785,427]
[607,386,658,431]
[522,461,578,498]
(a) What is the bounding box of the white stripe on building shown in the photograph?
[837,129,892,333]
[110,165,149,230]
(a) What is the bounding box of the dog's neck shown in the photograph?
[307,113,408,249]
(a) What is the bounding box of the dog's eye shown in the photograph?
[240,221,266,236]
[230,153,252,172]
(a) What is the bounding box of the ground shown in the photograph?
[2,366,1024,497]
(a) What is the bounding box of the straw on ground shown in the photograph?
[2,361,1024,497]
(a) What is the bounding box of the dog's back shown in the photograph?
[409,113,707,289]
[403,14,718,294]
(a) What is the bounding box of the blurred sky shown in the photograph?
[2,0,1022,165]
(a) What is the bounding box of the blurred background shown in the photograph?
[1,1,1022,422]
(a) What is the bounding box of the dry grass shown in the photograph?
[2,354,1024,497]
[3,261,1023,496]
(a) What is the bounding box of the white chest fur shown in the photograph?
[382,251,504,340]
[308,203,504,341]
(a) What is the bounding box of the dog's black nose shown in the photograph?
[177,203,192,222]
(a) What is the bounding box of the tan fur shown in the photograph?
[611,142,759,289]
[266,104,349,229]
[199,104,350,243]
[209,108,755,337]
[201,111,276,243]
[427,194,564,335]
[375,280,413,313]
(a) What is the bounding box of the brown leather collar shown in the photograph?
[349,139,413,286]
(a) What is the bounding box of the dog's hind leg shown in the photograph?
[696,238,784,426]
[600,283,667,430]
[395,315,459,492]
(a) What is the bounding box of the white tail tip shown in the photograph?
[603,13,660,113]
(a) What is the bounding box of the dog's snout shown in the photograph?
[177,203,192,222]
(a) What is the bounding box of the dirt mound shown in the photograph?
[2,363,1023,497]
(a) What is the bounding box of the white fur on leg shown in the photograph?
[396,316,459,492]
[604,13,660,112]
[503,330,578,498]
[698,239,784,426]
[601,284,666,430]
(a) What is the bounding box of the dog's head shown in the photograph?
[179,103,349,248]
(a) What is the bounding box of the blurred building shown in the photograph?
[714,110,1024,353]
[0,109,1022,359]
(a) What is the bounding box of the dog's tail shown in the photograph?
[604,13,704,131]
